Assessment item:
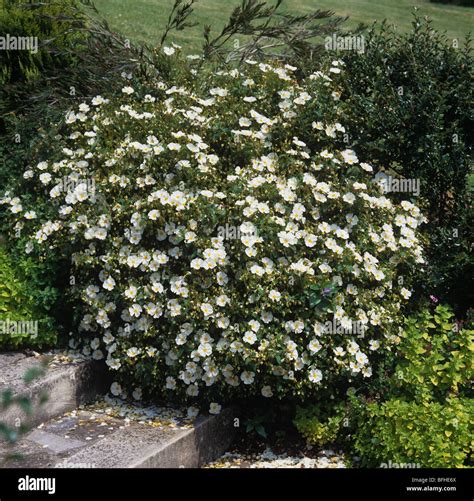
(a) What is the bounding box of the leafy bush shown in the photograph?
[0,244,57,349]
[0,0,85,88]
[350,396,473,468]
[345,305,473,467]
[294,401,346,447]
[1,53,426,410]
[391,305,473,403]
[333,17,473,314]
[0,0,147,124]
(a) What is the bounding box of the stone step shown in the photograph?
[0,352,110,429]
[0,399,236,468]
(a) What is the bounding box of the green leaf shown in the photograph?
[255,424,267,438]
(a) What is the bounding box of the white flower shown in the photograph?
[106,358,121,370]
[261,386,273,398]
[343,192,356,204]
[110,382,122,396]
[122,86,134,94]
[308,339,322,353]
[163,46,176,56]
[92,95,108,106]
[201,303,214,316]
[250,264,265,276]
[369,340,380,351]
[355,351,368,365]
[126,347,140,357]
[166,377,176,390]
[216,294,230,307]
[24,211,37,220]
[239,117,251,127]
[124,286,138,299]
[210,87,228,97]
[216,272,228,285]
[197,343,213,357]
[127,255,142,268]
[148,209,160,220]
[400,287,412,299]
[209,402,221,415]
[334,347,345,357]
[103,277,116,291]
[187,406,199,418]
[308,368,322,383]
[304,234,317,247]
[240,371,255,385]
[346,284,358,295]
[185,231,197,243]
[65,111,76,124]
[187,384,199,397]
[39,173,52,185]
[341,149,358,164]
[92,350,103,360]
[268,290,281,302]
[132,388,142,400]
[319,263,332,274]
[243,331,257,345]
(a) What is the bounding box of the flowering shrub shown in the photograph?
[1,53,426,410]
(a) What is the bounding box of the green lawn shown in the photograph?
[92,0,473,50]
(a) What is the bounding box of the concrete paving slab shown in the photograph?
[27,430,85,454]
[0,402,236,469]
[0,353,110,429]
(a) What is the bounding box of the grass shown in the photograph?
[92,0,473,50]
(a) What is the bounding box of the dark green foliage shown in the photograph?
[0,0,85,134]
[335,16,473,314]
[0,0,85,88]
